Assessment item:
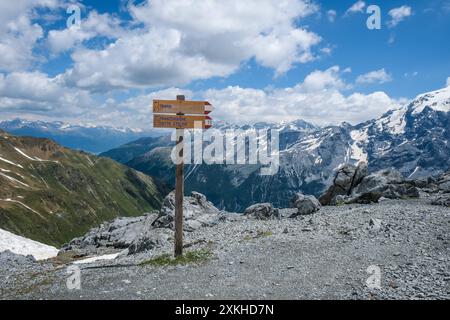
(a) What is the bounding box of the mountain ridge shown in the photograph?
[0,119,166,154]
[0,130,166,246]
[100,85,450,211]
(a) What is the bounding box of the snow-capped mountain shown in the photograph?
[103,85,450,211]
[350,86,450,178]
[0,119,164,154]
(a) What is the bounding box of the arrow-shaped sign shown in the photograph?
[153,114,212,129]
[153,100,213,115]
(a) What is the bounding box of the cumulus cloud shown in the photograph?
[90,88,194,129]
[0,0,57,71]
[388,6,412,27]
[47,11,125,54]
[62,0,321,91]
[346,1,366,15]
[0,71,92,117]
[0,66,402,128]
[201,66,400,126]
[356,69,392,84]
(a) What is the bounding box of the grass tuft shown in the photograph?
[243,230,273,241]
[139,248,213,267]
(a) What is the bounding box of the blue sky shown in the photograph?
[0,0,449,128]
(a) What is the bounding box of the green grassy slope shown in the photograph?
[0,130,165,247]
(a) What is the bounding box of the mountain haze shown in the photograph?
[0,119,164,154]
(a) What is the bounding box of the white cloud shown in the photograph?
[0,66,402,128]
[62,0,321,91]
[202,66,399,126]
[356,69,392,84]
[0,0,57,71]
[346,1,366,15]
[447,77,450,87]
[388,6,412,27]
[0,71,92,117]
[47,11,125,54]
[327,10,337,22]
[89,88,194,128]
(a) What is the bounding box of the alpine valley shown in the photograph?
[0,131,166,246]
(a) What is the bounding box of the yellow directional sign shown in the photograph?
[153,100,213,115]
[153,114,212,129]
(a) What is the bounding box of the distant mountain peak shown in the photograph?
[410,86,450,115]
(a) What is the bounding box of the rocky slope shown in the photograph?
[0,130,165,246]
[2,166,449,299]
[2,198,449,300]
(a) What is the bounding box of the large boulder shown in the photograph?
[319,163,368,205]
[244,203,279,220]
[61,191,224,256]
[436,171,450,193]
[127,229,169,255]
[61,213,161,256]
[431,194,450,207]
[289,193,321,216]
[320,166,420,206]
[152,191,221,231]
[352,169,419,200]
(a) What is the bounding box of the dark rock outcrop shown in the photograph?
[320,165,420,205]
[319,163,368,205]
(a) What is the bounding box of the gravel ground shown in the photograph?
[1,199,449,300]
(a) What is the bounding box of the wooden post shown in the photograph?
[174,95,185,257]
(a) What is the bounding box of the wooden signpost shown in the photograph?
[153,96,213,257]
[153,114,212,129]
[153,100,213,115]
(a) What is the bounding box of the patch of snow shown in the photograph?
[408,166,421,179]
[375,107,407,135]
[0,155,24,168]
[0,172,30,188]
[411,86,450,114]
[301,137,322,151]
[13,147,36,161]
[387,108,407,134]
[0,228,58,261]
[350,129,368,163]
[13,147,60,164]
[0,198,41,216]
[73,253,121,265]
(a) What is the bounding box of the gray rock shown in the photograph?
[152,191,221,231]
[289,193,321,216]
[319,163,368,205]
[431,195,450,207]
[347,192,382,204]
[0,250,36,265]
[437,172,450,192]
[127,230,169,255]
[352,169,419,200]
[61,213,159,255]
[244,203,279,220]
[368,218,382,232]
[320,167,420,206]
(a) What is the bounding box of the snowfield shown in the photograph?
[0,228,58,261]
